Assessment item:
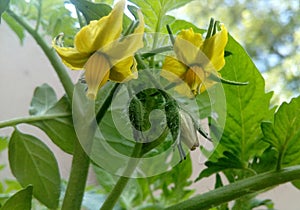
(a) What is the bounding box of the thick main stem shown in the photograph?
[165,165,300,210]
[61,141,90,210]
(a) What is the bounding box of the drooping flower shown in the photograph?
[179,110,200,151]
[53,0,144,99]
[162,22,228,96]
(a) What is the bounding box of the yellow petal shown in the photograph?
[174,28,203,65]
[201,25,228,71]
[85,52,111,100]
[52,44,90,69]
[109,57,138,82]
[102,9,145,64]
[162,56,188,80]
[184,67,203,95]
[133,9,145,34]
[74,0,125,53]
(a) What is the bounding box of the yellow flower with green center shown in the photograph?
[162,23,228,96]
[53,0,144,99]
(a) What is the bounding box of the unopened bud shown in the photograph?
[179,110,200,150]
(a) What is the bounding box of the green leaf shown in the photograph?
[0,136,8,153]
[93,155,194,208]
[3,180,22,194]
[29,84,75,154]
[94,0,114,4]
[0,0,9,23]
[261,96,300,168]
[2,13,25,44]
[129,0,193,32]
[220,35,273,159]
[100,110,135,157]
[1,186,32,210]
[0,137,8,173]
[213,35,273,162]
[233,196,274,210]
[251,146,277,173]
[70,0,112,24]
[93,164,146,209]
[92,165,117,193]
[8,130,60,209]
[197,35,273,184]
[196,151,245,181]
[46,6,78,46]
[170,19,205,35]
[8,0,77,45]
[144,155,194,206]
[292,179,300,190]
[29,84,57,115]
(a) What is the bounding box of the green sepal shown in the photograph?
[209,73,249,86]
[166,24,175,45]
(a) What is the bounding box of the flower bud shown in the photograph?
[179,110,200,150]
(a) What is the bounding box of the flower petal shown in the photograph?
[52,44,89,69]
[184,67,203,95]
[84,52,111,100]
[201,24,228,71]
[162,56,188,80]
[109,56,138,82]
[103,9,145,64]
[174,28,203,65]
[74,0,125,53]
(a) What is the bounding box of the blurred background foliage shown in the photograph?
[169,0,300,105]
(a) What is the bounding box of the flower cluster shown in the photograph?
[53,0,228,100]
[53,0,228,152]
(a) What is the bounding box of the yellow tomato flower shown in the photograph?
[162,24,228,96]
[53,0,144,100]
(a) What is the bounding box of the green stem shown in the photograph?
[63,83,120,210]
[141,46,173,59]
[6,9,89,210]
[165,165,300,210]
[61,141,90,210]
[277,150,284,171]
[35,0,42,31]
[152,10,163,50]
[150,10,164,68]
[99,142,143,210]
[96,83,120,123]
[0,114,71,129]
[6,9,74,100]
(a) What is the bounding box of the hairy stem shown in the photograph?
[165,165,300,210]
[6,9,90,210]
[6,9,74,100]
[61,141,90,210]
[0,114,71,129]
